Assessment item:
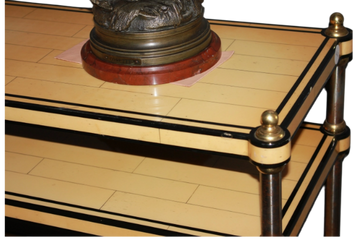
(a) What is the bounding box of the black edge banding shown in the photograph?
[249,158,291,170]
[280,39,337,131]
[5,120,250,160]
[5,99,250,140]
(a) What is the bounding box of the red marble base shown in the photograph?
[81,31,221,85]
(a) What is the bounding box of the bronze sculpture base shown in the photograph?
[81,31,221,85]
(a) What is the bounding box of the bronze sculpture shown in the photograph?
[82,0,221,85]
[90,0,204,32]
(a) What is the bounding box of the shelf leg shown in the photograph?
[323,55,350,237]
[257,166,285,236]
[323,57,349,134]
[322,12,352,236]
[324,155,344,236]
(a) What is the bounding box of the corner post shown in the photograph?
[249,110,291,236]
[322,12,353,236]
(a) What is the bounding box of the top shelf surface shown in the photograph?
[5,2,338,156]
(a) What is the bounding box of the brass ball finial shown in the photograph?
[261,110,279,126]
[330,12,344,26]
[324,12,349,38]
[255,110,285,142]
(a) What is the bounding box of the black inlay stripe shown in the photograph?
[5,98,251,140]
[299,122,323,130]
[5,120,251,160]
[2,93,252,129]
[282,134,327,216]
[341,52,353,62]
[280,40,337,130]
[276,37,329,115]
[5,192,232,236]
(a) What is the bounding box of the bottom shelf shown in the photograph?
[4,122,348,236]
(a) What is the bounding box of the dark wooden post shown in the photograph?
[322,12,353,236]
[257,165,285,236]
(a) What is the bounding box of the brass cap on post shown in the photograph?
[323,12,349,38]
[255,110,285,142]
[323,120,347,134]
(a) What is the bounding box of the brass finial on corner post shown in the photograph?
[322,12,352,135]
[250,110,289,236]
[255,110,285,142]
[323,12,349,38]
